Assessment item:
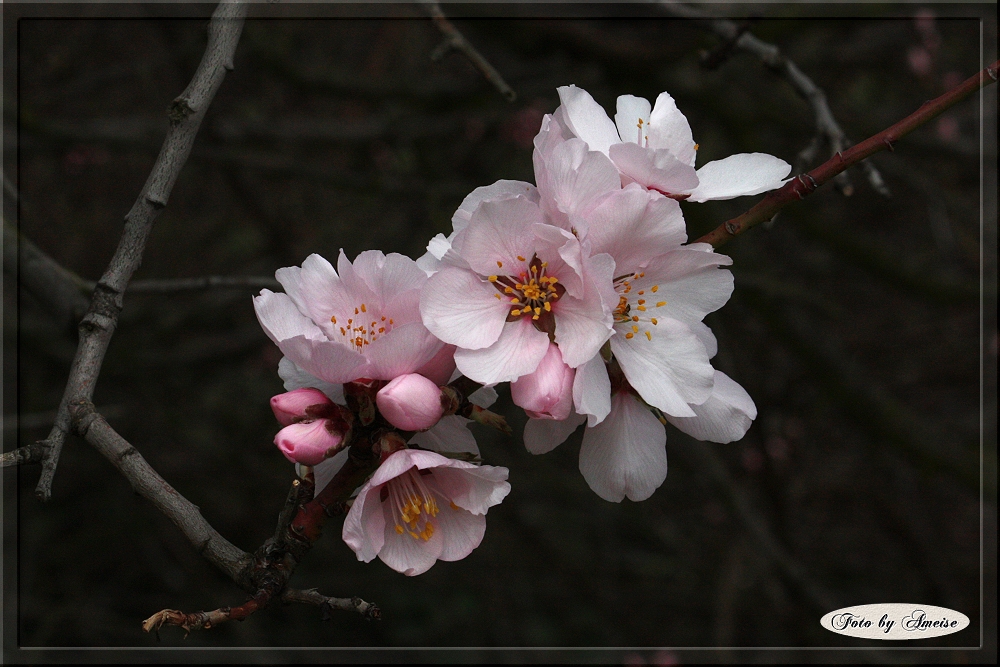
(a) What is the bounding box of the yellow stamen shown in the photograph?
[645,331,652,341]
[651,285,659,293]
[517,255,526,262]
[632,325,639,333]
[360,303,367,313]
[497,260,503,268]
[331,315,337,324]
[625,332,634,339]
[651,318,658,325]
[656,301,666,307]
[488,275,498,282]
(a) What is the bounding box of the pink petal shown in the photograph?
[421,268,510,350]
[687,153,792,202]
[364,322,444,380]
[523,412,585,454]
[579,392,668,502]
[454,317,551,384]
[277,357,345,404]
[253,290,326,345]
[665,371,757,443]
[312,448,348,498]
[536,138,621,226]
[609,142,699,196]
[270,387,332,426]
[614,94,652,146]
[414,344,457,386]
[342,483,385,562]
[647,91,697,167]
[610,318,714,417]
[452,180,538,233]
[551,259,615,369]
[277,334,369,385]
[408,415,480,456]
[378,512,445,576]
[556,85,622,155]
[580,185,687,270]
[572,354,611,426]
[376,373,445,431]
[632,247,734,324]
[451,197,542,277]
[430,464,511,515]
[510,343,575,420]
[433,502,487,562]
[274,419,343,466]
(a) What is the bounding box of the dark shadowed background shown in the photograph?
[3,1,996,662]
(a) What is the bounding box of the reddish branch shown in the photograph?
[696,60,999,248]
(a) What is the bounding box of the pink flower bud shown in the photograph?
[376,373,444,431]
[510,343,574,420]
[274,419,344,466]
[270,388,332,426]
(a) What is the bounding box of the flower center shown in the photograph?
[487,255,563,322]
[613,271,667,342]
[387,468,443,542]
[330,304,394,352]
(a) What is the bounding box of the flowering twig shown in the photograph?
[696,60,999,248]
[32,0,248,501]
[657,1,888,198]
[420,0,517,102]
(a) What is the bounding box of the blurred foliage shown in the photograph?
[2,2,996,662]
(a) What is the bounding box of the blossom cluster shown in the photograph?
[254,86,789,576]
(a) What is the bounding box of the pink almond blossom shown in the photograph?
[342,448,510,576]
[254,250,443,386]
[269,388,348,466]
[544,85,791,202]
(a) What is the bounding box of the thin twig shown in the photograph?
[658,1,889,197]
[282,588,381,621]
[696,60,999,248]
[33,1,248,501]
[420,0,517,102]
[1,442,49,467]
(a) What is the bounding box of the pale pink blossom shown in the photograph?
[254,250,443,385]
[420,194,615,385]
[510,342,575,420]
[543,85,791,203]
[376,373,445,431]
[342,449,510,576]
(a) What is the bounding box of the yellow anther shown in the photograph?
[651,318,658,325]
[625,332,634,339]
[544,302,551,312]
[450,501,460,511]
[645,331,652,341]
[651,285,659,293]
[494,294,501,300]
[637,290,644,295]
[637,299,645,305]
[354,307,359,315]
[360,303,367,313]
[694,143,700,151]
[497,260,503,268]
[395,524,404,535]
[488,275,498,282]
[504,287,514,294]
[331,315,337,324]
[656,301,666,307]
[637,306,646,312]
[534,307,541,316]
[541,262,548,268]
[632,325,639,333]
[517,255,526,262]
[639,272,645,278]
[381,315,387,321]
[511,309,521,316]
[632,315,639,322]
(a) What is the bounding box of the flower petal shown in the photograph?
[523,412,586,454]
[686,153,792,202]
[421,267,510,350]
[379,512,444,576]
[452,180,538,233]
[253,290,326,345]
[580,184,687,270]
[431,464,511,514]
[342,482,385,563]
[610,318,714,417]
[556,85,622,155]
[609,142,699,196]
[536,138,621,227]
[312,448,349,498]
[432,502,487,562]
[277,334,369,385]
[632,247,734,324]
[614,94,652,146]
[277,356,345,404]
[409,415,480,456]
[579,392,668,502]
[365,321,444,380]
[454,317,551,384]
[451,196,542,277]
[666,370,757,443]
[647,91,697,167]
[573,354,612,426]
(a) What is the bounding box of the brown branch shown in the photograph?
[0,442,49,467]
[696,60,999,248]
[420,0,517,102]
[33,1,248,501]
[658,1,888,197]
[282,588,381,621]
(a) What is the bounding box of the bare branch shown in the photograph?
[658,1,889,197]
[34,1,249,501]
[420,0,517,102]
[1,442,49,467]
[696,60,999,248]
[282,588,381,621]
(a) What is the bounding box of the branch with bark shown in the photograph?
[696,60,999,248]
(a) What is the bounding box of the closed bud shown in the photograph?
[376,373,444,431]
[274,419,344,466]
[511,343,574,420]
[270,388,332,426]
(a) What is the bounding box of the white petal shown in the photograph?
[633,247,734,324]
[687,153,792,202]
[433,503,486,562]
[468,385,498,408]
[687,320,718,360]
[341,482,384,563]
[431,464,510,514]
[420,268,510,350]
[579,392,668,502]
[277,356,345,404]
[253,290,325,345]
[572,354,611,426]
[409,415,480,456]
[379,513,444,576]
[666,371,757,443]
[537,138,621,226]
[647,91,697,167]
[556,85,622,155]
[451,197,542,277]
[524,412,586,454]
[277,335,369,385]
[454,317,551,384]
[614,95,652,146]
[610,318,714,417]
[580,185,687,270]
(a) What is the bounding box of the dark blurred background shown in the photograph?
[3,1,996,662]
